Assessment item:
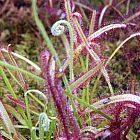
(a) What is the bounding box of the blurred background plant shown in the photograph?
[0,0,140,139]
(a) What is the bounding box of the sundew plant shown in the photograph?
[0,0,140,140]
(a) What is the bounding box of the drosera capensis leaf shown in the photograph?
[38,112,51,140]
[4,104,27,126]
[106,32,140,65]
[7,48,28,90]
[0,101,16,135]
[98,5,110,28]
[24,90,47,107]
[91,94,140,109]
[0,61,44,83]
[0,48,24,88]
[1,48,41,74]
[88,23,126,41]
[89,10,96,35]
[69,62,103,91]
[51,20,74,81]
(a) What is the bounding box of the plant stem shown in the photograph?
[31,0,60,66]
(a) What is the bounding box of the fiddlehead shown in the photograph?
[39,112,51,140]
[51,20,74,81]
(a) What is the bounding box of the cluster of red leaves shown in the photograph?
[108,102,140,140]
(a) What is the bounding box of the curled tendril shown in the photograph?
[39,112,51,132]
[51,20,74,81]
[51,20,73,39]
[51,23,65,36]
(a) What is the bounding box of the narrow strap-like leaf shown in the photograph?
[0,101,16,134]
